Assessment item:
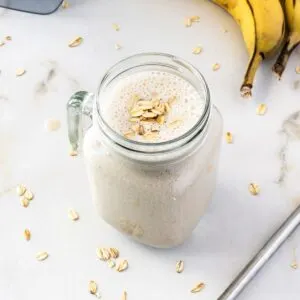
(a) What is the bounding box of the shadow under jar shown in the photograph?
[67,53,223,248]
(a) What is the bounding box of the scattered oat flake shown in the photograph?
[62,0,69,8]
[225,132,233,144]
[129,117,139,123]
[116,259,128,272]
[16,184,26,196]
[191,282,205,293]
[115,43,122,50]
[190,16,200,22]
[68,37,83,48]
[138,125,145,135]
[256,104,267,116]
[96,248,111,261]
[164,102,171,113]
[24,229,31,241]
[176,260,184,273]
[36,251,49,261]
[140,105,154,111]
[124,130,135,139]
[296,66,300,74]
[130,110,144,117]
[68,209,79,221]
[184,18,192,27]
[16,68,26,76]
[107,259,116,268]
[157,115,165,125]
[88,280,98,295]
[185,16,200,27]
[152,99,160,108]
[168,119,183,129]
[5,36,11,41]
[143,112,157,118]
[108,247,119,259]
[151,108,163,115]
[291,261,298,269]
[248,183,260,195]
[24,190,34,201]
[290,248,298,269]
[20,197,29,208]
[0,41,4,46]
[192,46,202,55]
[112,23,120,31]
[122,291,127,300]
[45,119,61,132]
[69,149,78,157]
[213,63,220,71]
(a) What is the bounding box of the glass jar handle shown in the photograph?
[67,91,94,153]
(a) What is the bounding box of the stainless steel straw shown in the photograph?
[217,204,300,300]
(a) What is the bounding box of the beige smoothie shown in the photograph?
[83,69,223,248]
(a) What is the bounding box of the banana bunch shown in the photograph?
[273,0,300,78]
[212,0,286,97]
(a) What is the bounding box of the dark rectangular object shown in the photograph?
[0,0,63,14]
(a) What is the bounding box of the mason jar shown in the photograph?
[67,53,223,248]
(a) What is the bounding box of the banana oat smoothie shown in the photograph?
[80,54,223,248]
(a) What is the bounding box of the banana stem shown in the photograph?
[240,52,263,98]
[273,37,300,79]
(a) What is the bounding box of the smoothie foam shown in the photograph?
[100,71,207,143]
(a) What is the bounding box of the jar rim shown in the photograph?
[95,52,211,154]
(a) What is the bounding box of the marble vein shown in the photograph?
[277,111,300,184]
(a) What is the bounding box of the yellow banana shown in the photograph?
[273,0,300,78]
[213,0,286,97]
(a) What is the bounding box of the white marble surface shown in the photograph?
[0,0,300,299]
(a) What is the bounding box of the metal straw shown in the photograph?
[217,204,300,300]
